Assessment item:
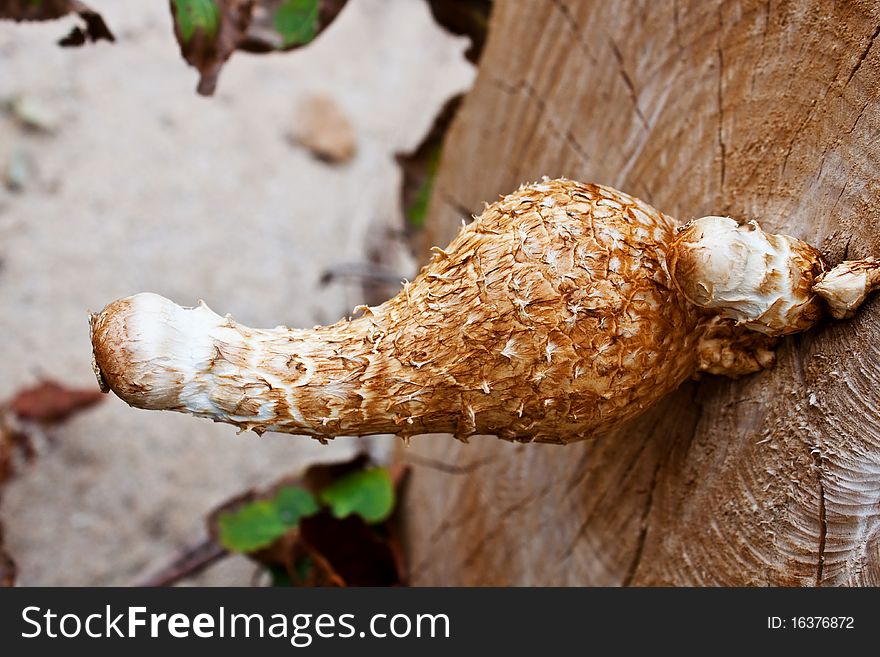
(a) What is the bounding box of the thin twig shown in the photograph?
[134,537,228,587]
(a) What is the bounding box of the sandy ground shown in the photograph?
[0,0,473,585]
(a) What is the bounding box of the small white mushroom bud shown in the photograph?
[813,258,880,319]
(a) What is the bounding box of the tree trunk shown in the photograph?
[403,0,880,586]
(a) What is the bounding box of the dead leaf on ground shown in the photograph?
[252,529,345,587]
[0,422,13,485]
[0,379,102,485]
[0,553,14,587]
[0,378,106,587]
[0,462,14,586]
[0,0,115,46]
[0,419,33,485]
[0,524,15,587]
[9,379,104,423]
[299,511,400,586]
[170,0,348,96]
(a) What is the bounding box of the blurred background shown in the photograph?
[0,0,475,585]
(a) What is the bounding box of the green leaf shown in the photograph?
[217,500,287,552]
[275,486,319,526]
[406,145,442,229]
[319,467,395,523]
[217,486,319,552]
[172,0,220,44]
[274,0,319,48]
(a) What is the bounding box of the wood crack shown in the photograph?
[404,452,494,475]
[809,416,827,587]
[490,77,591,165]
[673,0,684,55]
[609,38,649,131]
[829,182,851,226]
[681,384,705,465]
[559,434,653,561]
[749,0,771,94]
[816,479,827,586]
[844,23,880,89]
[562,445,597,495]
[845,99,871,136]
[780,22,879,178]
[622,459,662,586]
[549,0,599,65]
[460,479,558,570]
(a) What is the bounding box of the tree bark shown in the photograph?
[403,0,880,586]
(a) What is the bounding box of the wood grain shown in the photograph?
[404,0,880,585]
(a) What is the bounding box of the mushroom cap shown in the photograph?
[91,293,225,411]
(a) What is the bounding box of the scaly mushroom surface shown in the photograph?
[90,179,880,444]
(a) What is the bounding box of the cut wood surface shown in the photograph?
[404,0,880,585]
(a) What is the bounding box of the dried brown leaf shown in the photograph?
[299,510,402,586]
[0,419,35,484]
[0,525,15,587]
[9,379,104,423]
[0,428,17,587]
[0,378,101,588]
[0,422,13,485]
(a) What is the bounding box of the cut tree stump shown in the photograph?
[403,0,880,585]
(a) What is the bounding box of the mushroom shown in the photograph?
[90,179,879,444]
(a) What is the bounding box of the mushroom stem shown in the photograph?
[90,293,451,442]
